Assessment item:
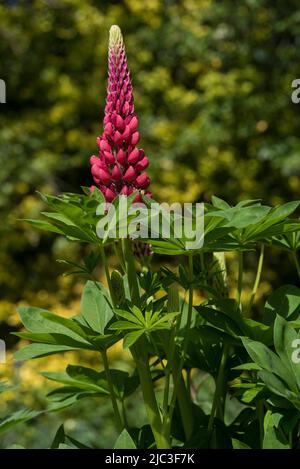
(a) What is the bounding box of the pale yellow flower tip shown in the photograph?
[109,25,123,50]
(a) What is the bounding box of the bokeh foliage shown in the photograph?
[0,0,299,447]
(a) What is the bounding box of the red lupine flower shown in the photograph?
[90,25,151,202]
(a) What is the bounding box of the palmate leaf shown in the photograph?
[25,190,108,245]
[16,284,119,359]
[207,200,300,249]
[272,231,300,251]
[210,204,271,231]
[41,211,96,243]
[111,303,178,349]
[242,201,300,242]
[138,194,238,255]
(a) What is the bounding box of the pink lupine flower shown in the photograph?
[90,25,151,202]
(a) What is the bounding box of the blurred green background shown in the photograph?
[0,0,299,447]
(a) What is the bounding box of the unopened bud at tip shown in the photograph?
[109,25,123,50]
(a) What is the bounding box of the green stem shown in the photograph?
[114,241,126,274]
[208,344,228,434]
[292,251,300,282]
[101,350,123,432]
[257,399,264,448]
[122,238,170,448]
[131,342,170,448]
[122,238,140,307]
[247,244,265,314]
[100,245,114,299]
[176,374,194,439]
[186,369,191,396]
[162,323,177,419]
[121,399,129,429]
[166,255,194,438]
[289,430,293,449]
[162,328,194,441]
[237,251,244,309]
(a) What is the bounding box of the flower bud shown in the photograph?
[111,164,122,181]
[127,148,140,164]
[123,166,137,182]
[99,139,111,152]
[128,116,138,133]
[98,168,111,186]
[117,148,127,165]
[136,173,150,189]
[104,122,114,136]
[131,131,140,145]
[104,187,117,202]
[103,151,115,165]
[135,156,149,172]
[114,130,123,145]
[115,114,125,131]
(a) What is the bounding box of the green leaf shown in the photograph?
[58,443,75,449]
[13,331,87,347]
[6,444,25,449]
[258,371,298,404]
[273,315,300,390]
[0,381,13,394]
[263,411,290,449]
[233,363,262,371]
[23,219,64,234]
[264,285,300,324]
[0,409,40,435]
[114,429,137,449]
[241,337,297,391]
[51,424,65,449]
[18,307,90,345]
[263,426,289,449]
[196,306,242,338]
[15,343,82,360]
[123,330,144,349]
[80,281,114,334]
[211,196,231,210]
[89,333,121,351]
[231,438,251,449]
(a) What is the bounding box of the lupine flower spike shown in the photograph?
[90,25,151,203]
